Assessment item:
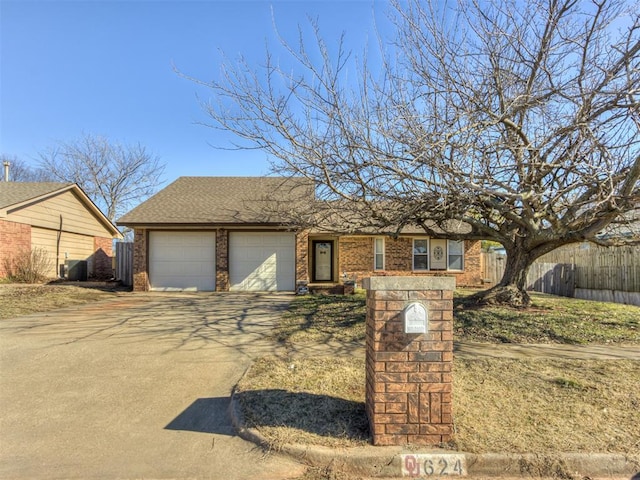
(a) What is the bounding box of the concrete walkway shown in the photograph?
[454,340,640,360]
[286,339,640,361]
[0,293,302,480]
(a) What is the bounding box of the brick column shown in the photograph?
[295,230,309,284]
[362,276,455,446]
[133,228,149,291]
[216,228,229,291]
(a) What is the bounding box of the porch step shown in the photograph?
[307,284,355,295]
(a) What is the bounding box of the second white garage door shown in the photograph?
[149,231,216,291]
[229,232,295,291]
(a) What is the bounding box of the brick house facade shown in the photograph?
[333,236,482,287]
[131,228,482,292]
[121,177,483,292]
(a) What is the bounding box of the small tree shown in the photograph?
[198,0,639,306]
[38,134,165,221]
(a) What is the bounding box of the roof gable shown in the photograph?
[0,182,121,238]
[117,176,315,226]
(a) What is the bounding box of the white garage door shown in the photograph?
[229,232,295,291]
[149,231,216,291]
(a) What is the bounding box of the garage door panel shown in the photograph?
[149,231,216,291]
[229,232,295,291]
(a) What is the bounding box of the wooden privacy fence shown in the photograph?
[527,262,575,298]
[482,245,639,305]
[482,255,575,297]
[115,241,133,287]
[539,245,639,293]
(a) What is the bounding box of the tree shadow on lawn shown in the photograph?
[277,294,366,344]
[235,389,370,444]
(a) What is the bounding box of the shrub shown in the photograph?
[2,248,53,283]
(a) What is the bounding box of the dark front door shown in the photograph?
[313,241,333,282]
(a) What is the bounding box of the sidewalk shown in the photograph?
[454,341,640,360]
[285,340,640,361]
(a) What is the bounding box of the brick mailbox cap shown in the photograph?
[362,276,456,291]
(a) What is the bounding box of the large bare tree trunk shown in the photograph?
[474,248,535,307]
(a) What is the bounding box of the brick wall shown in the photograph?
[0,219,32,277]
[338,236,483,287]
[92,236,114,280]
[385,237,413,270]
[132,228,149,291]
[296,230,309,284]
[216,228,229,291]
[338,236,373,271]
[363,277,454,446]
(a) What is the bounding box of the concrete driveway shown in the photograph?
[0,292,305,479]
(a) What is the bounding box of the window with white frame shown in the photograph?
[447,240,464,270]
[374,237,385,270]
[413,239,429,270]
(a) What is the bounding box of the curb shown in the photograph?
[229,391,640,478]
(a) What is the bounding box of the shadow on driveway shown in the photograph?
[165,396,236,436]
[0,292,304,480]
[0,292,293,358]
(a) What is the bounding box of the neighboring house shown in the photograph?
[0,182,122,280]
[117,176,483,292]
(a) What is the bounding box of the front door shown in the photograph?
[430,239,447,270]
[313,241,333,281]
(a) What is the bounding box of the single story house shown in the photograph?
[0,182,122,279]
[117,176,483,292]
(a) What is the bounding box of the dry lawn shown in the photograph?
[241,292,640,457]
[237,356,640,456]
[0,283,121,320]
[236,356,369,449]
[453,358,640,454]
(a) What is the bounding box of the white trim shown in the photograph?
[412,237,465,271]
[447,239,464,271]
[374,237,385,270]
[412,238,429,271]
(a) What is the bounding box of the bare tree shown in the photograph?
[197,0,639,306]
[1,155,53,182]
[38,134,165,221]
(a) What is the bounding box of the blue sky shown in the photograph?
[1,0,387,185]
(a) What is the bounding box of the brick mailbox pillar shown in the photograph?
[362,276,455,446]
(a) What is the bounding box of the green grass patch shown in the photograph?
[454,289,640,344]
[277,290,640,346]
[274,292,366,344]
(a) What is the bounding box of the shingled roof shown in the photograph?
[116,176,315,226]
[0,182,73,209]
